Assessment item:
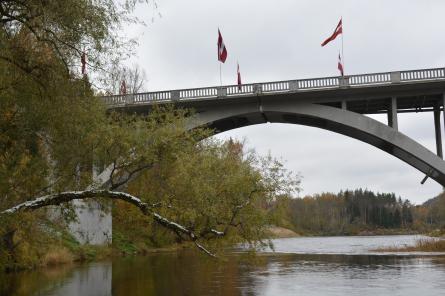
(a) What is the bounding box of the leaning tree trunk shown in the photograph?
[1,190,225,257]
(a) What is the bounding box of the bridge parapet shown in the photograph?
[390,72,401,84]
[349,72,390,86]
[401,68,445,81]
[102,67,445,107]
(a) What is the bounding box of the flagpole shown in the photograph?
[218,26,222,87]
[341,16,345,75]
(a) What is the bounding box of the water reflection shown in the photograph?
[0,262,111,296]
[112,252,248,295]
[2,236,445,296]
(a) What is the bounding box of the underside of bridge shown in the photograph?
[186,97,445,187]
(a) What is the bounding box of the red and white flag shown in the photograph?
[81,52,86,75]
[237,63,242,90]
[338,53,344,76]
[321,18,343,47]
[218,29,228,63]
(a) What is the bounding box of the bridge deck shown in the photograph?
[103,67,445,114]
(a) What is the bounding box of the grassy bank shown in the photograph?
[427,229,445,237]
[374,238,445,252]
[40,244,112,267]
[267,226,300,238]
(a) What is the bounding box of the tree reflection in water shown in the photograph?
[2,238,445,296]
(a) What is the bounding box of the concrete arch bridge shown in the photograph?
[103,67,445,187]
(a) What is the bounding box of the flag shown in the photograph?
[218,29,228,63]
[81,52,86,75]
[321,18,343,47]
[237,63,242,90]
[338,53,344,76]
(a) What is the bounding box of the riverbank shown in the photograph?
[267,226,300,238]
[260,226,419,238]
[0,226,438,273]
[373,237,445,252]
[10,243,186,272]
[354,228,420,236]
[288,228,422,237]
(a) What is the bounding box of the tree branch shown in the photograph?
[109,162,153,191]
[0,189,217,257]
[223,188,259,234]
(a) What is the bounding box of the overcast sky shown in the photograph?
[128,0,445,203]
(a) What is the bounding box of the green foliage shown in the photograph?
[0,0,149,82]
[120,138,300,254]
[0,0,301,269]
[269,189,418,236]
[0,0,151,270]
[112,200,177,255]
[113,231,140,255]
[419,192,445,231]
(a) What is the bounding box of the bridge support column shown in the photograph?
[436,102,444,159]
[66,164,112,245]
[388,97,398,130]
[439,93,445,149]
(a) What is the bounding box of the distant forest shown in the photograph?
[270,189,445,235]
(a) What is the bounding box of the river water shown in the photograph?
[1,235,445,296]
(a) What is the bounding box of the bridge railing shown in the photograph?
[179,87,218,100]
[349,72,391,85]
[298,77,338,89]
[227,84,255,95]
[400,68,445,81]
[102,67,445,106]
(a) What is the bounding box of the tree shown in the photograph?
[105,64,148,95]
[0,0,303,268]
[0,0,152,211]
[0,0,302,271]
[280,189,418,235]
[393,208,402,228]
[1,111,300,259]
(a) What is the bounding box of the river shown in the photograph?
[1,235,445,295]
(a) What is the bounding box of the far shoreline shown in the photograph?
[266,226,429,239]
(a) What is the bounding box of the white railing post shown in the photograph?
[217,87,227,98]
[289,80,299,92]
[125,94,134,105]
[253,84,262,95]
[390,72,401,84]
[171,90,180,101]
[339,76,350,88]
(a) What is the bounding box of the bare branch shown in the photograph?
[109,163,153,191]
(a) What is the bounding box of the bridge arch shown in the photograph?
[189,101,445,186]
